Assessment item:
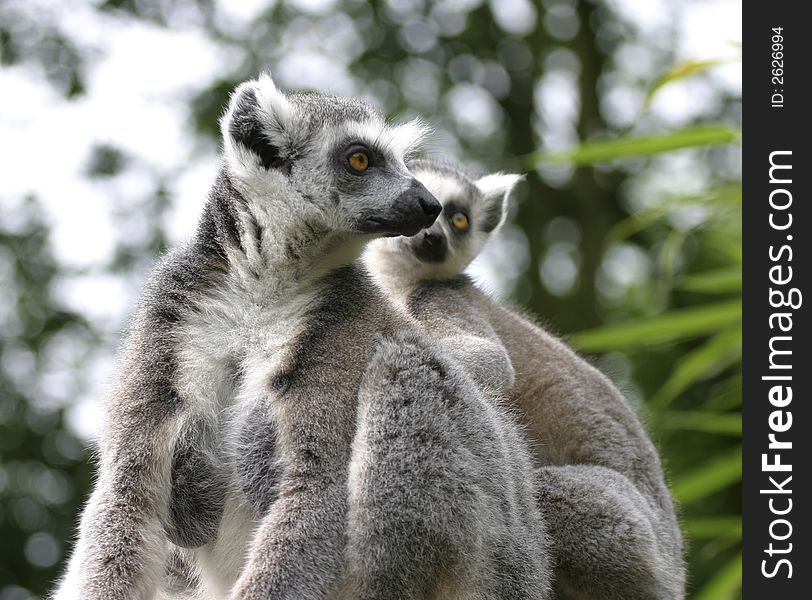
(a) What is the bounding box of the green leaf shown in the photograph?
[523,125,741,167]
[570,300,742,352]
[651,326,742,408]
[671,184,742,207]
[702,232,743,264]
[672,448,741,504]
[645,59,729,105]
[657,230,687,288]
[677,268,742,294]
[682,517,742,540]
[706,375,743,411]
[654,411,741,436]
[604,185,742,245]
[692,552,742,600]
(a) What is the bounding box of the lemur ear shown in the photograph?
[220,73,296,173]
[389,118,432,160]
[475,173,525,233]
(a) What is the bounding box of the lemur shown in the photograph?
[364,158,686,600]
[55,75,551,600]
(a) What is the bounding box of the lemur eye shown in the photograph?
[450,212,470,231]
[348,151,369,173]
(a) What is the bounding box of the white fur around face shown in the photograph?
[389,118,432,160]
[332,119,429,167]
[414,169,467,203]
[364,167,525,299]
[363,170,473,299]
[363,233,479,306]
[221,73,430,190]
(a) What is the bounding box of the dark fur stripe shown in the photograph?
[164,419,226,548]
[228,88,286,170]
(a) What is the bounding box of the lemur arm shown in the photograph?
[537,465,684,600]
[439,331,515,395]
[228,392,349,600]
[345,333,469,599]
[53,320,179,600]
[409,282,515,397]
[230,482,348,600]
[345,331,550,599]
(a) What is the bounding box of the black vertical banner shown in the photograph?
[743,2,810,598]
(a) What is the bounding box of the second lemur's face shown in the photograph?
[365,160,522,282]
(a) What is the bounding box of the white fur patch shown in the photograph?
[363,240,418,305]
[389,117,432,159]
[219,72,301,183]
[193,491,258,598]
[315,117,431,166]
[253,72,295,135]
[332,119,423,165]
[328,120,385,151]
[475,172,524,200]
[409,168,466,203]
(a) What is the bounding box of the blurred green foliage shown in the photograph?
[546,67,742,597]
[0,0,741,598]
[0,201,95,596]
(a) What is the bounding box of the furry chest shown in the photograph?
[173,289,317,415]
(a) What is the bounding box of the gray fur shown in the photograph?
[166,418,227,548]
[234,402,283,515]
[156,550,199,600]
[345,330,550,600]
[54,76,550,600]
[364,159,686,600]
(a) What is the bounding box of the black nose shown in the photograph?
[357,179,443,237]
[418,194,442,220]
[424,231,443,246]
[393,180,441,236]
[414,228,448,263]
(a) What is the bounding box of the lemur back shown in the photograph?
[55,78,550,600]
[365,158,686,599]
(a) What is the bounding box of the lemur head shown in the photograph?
[219,73,442,244]
[365,158,523,287]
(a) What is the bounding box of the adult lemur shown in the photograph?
[365,159,686,600]
[55,75,550,600]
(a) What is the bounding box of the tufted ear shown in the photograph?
[220,73,296,173]
[388,117,432,161]
[475,172,524,233]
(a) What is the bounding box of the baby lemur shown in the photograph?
[55,76,550,600]
[365,159,686,600]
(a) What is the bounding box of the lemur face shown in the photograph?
[365,159,523,282]
[221,74,441,238]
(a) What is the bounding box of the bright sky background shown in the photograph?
[0,0,741,440]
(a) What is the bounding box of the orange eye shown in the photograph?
[450,212,470,231]
[348,151,369,172]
